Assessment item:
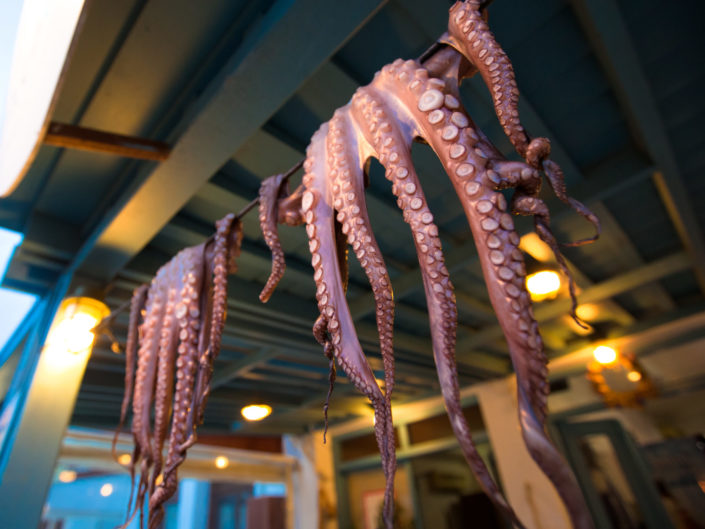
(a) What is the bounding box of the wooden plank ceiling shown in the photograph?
[1,0,704,435]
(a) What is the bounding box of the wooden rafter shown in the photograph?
[43,122,170,161]
[569,0,705,295]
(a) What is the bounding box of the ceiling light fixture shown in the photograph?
[241,404,272,421]
[593,345,617,365]
[44,296,110,366]
[58,470,77,483]
[525,270,561,301]
[626,370,642,382]
[100,483,113,497]
[575,303,600,322]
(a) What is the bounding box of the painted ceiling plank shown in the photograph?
[43,122,171,161]
[569,0,705,295]
[468,77,676,317]
[73,0,388,280]
[456,251,691,361]
[113,252,508,374]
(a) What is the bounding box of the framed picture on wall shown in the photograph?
[362,489,385,529]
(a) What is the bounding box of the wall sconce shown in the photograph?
[586,346,655,406]
[44,296,110,366]
[525,269,561,302]
[241,404,272,421]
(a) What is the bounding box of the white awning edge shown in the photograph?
[0,0,86,197]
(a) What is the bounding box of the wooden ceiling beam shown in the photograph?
[110,257,510,384]
[70,0,389,280]
[569,0,705,295]
[467,77,676,316]
[43,122,170,161]
[456,251,691,361]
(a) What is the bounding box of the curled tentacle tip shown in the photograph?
[560,214,600,248]
[560,235,599,248]
[572,314,591,330]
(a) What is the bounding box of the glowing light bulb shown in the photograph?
[215,456,229,469]
[50,312,99,353]
[241,404,272,421]
[576,303,600,322]
[44,297,110,366]
[593,345,617,365]
[58,470,76,483]
[526,270,561,301]
[118,453,131,465]
[627,370,642,382]
[100,483,113,497]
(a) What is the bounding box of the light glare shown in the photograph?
[576,303,600,322]
[100,483,113,497]
[526,270,561,301]
[593,345,617,365]
[117,453,131,465]
[58,470,76,483]
[241,404,272,421]
[44,297,110,364]
[627,370,642,382]
[215,456,229,469]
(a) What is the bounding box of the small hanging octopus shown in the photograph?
[256,2,599,528]
[113,213,243,529]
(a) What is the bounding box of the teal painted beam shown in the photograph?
[456,251,691,361]
[0,273,73,529]
[569,0,705,295]
[73,0,389,280]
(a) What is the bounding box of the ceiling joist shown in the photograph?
[569,0,705,295]
[71,0,388,280]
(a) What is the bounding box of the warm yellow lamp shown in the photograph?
[215,456,229,469]
[626,370,642,382]
[525,270,561,301]
[58,470,77,483]
[44,297,110,364]
[241,404,272,421]
[593,345,617,365]
[100,483,113,497]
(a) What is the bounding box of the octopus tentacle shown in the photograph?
[302,125,395,528]
[277,183,304,226]
[194,214,241,428]
[392,59,591,527]
[447,0,527,156]
[328,111,395,405]
[130,274,168,520]
[541,158,601,247]
[113,284,148,525]
[313,314,336,442]
[113,284,148,461]
[511,194,587,328]
[447,2,600,250]
[328,110,398,510]
[357,61,527,529]
[259,175,288,302]
[148,247,205,529]
[150,282,181,493]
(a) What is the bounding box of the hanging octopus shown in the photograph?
[257,2,599,528]
[112,213,243,529]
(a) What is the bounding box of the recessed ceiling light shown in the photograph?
[241,404,272,421]
[593,345,617,365]
[526,270,561,301]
